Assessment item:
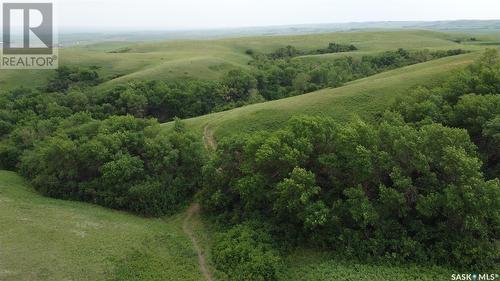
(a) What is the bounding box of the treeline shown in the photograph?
[315,42,358,54]
[95,47,468,118]
[249,42,358,60]
[87,47,470,121]
[88,70,262,121]
[64,48,471,121]
[45,65,101,93]
[199,50,500,279]
[250,47,469,100]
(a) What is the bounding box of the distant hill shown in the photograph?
[1,29,497,91]
[53,20,500,46]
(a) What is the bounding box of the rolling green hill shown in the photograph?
[0,29,495,91]
[163,51,481,140]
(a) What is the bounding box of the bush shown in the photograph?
[45,66,101,93]
[212,224,281,281]
[313,42,358,54]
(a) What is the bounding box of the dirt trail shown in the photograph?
[183,204,214,281]
[183,125,216,281]
[203,125,217,150]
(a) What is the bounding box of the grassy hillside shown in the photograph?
[163,51,481,139]
[0,29,494,91]
[0,170,204,281]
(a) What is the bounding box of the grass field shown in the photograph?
[162,51,482,140]
[0,170,204,281]
[0,29,496,91]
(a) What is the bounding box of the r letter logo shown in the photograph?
[1,1,58,69]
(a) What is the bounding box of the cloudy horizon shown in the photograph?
[55,0,499,31]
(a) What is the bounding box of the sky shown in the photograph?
[51,0,500,30]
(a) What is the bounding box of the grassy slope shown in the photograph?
[163,51,480,138]
[0,170,204,281]
[0,29,491,91]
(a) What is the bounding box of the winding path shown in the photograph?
[181,125,218,281]
[203,125,217,150]
[182,204,214,281]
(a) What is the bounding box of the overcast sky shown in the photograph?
[57,0,499,30]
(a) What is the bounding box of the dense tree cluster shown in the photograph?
[252,42,358,61]
[0,87,74,169]
[250,48,469,100]
[93,70,261,120]
[200,51,500,271]
[19,116,203,216]
[314,42,358,54]
[392,49,500,178]
[200,115,499,269]
[45,66,101,93]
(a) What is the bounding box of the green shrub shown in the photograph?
[212,224,281,281]
[45,66,101,93]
